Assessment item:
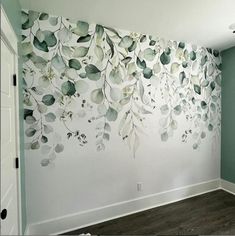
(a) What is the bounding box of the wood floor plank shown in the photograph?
[63,190,235,235]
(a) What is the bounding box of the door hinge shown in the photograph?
[13,74,17,86]
[15,157,19,169]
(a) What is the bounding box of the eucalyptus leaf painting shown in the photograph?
[22,10,221,166]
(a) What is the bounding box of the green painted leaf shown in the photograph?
[121,57,132,66]
[149,40,156,46]
[28,10,39,23]
[41,136,48,143]
[73,46,89,57]
[215,74,221,86]
[174,105,182,115]
[31,141,40,150]
[77,34,91,43]
[22,11,38,29]
[170,63,180,74]
[106,34,114,58]
[21,11,28,24]
[62,45,73,57]
[128,41,137,52]
[201,55,208,66]
[61,81,76,96]
[201,80,209,87]
[109,68,122,84]
[140,35,147,42]
[69,59,81,70]
[179,71,186,85]
[25,128,36,137]
[143,67,153,79]
[208,124,213,131]
[190,51,196,61]
[30,54,47,69]
[160,52,170,65]
[37,104,47,113]
[161,132,168,141]
[95,24,104,39]
[45,112,56,122]
[41,158,50,166]
[85,64,101,81]
[72,21,89,36]
[210,81,215,91]
[143,48,156,61]
[210,103,216,112]
[97,104,107,115]
[136,57,146,69]
[42,94,55,106]
[75,80,89,94]
[90,88,104,104]
[178,42,185,49]
[39,13,49,20]
[160,104,169,115]
[153,63,161,73]
[43,31,57,47]
[106,107,118,121]
[51,54,65,71]
[22,35,27,41]
[49,17,58,26]
[127,62,136,75]
[110,87,122,101]
[24,109,33,120]
[118,36,133,48]
[44,124,53,134]
[33,37,48,52]
[36,29,45,42]
[25,116,36,124]
[58,27,72,43]
[55,144,64,153]
[194,84,201,95]
[165,47,171,55]
[201,101,207,109]
[22,42,33,56]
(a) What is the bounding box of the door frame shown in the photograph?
[1,6,22,235]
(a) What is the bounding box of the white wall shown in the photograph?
[25,116,220,224]
[21,10,222,231]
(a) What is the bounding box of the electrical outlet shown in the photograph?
[137,182,143,191]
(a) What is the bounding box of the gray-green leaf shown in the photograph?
[61,81,76,96]
[42,94,55,106]
[45,112,56,122]
[69,59,81,70]
[118,36,133,48]
[73,46,89,57]
[85,64,101,81]
[106,107,118,121]
[90,88,104,104]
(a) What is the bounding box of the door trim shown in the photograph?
[1,6,22,235]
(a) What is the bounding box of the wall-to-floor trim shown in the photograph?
[25,179,220,235]
[220,179,235,195]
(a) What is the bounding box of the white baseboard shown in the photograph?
[220,179,235,195]
[25,179,220,235]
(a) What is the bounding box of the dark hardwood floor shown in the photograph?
[63,190,235,235]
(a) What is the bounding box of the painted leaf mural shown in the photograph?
[22,10,221,167]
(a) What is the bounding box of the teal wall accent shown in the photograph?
[221,46,235,183]
[1,0,27,233]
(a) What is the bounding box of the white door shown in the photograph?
[0,10,19,235]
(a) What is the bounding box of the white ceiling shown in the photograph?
[19,0,235,51]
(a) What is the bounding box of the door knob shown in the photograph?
[1,209,7,220]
